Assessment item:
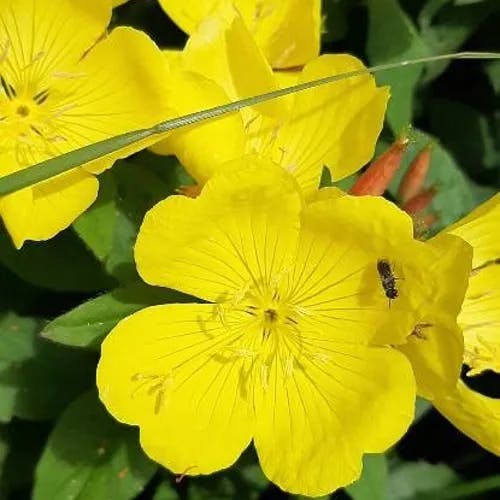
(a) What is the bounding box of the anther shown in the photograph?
[33,89,49,105]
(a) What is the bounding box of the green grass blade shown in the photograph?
[0,51,498,197]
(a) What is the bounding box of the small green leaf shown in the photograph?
[346,454,388,500]
[42,282,194,350]
[0,228,114,292]
[0,312,96,421]
[387,461,459,499]
[366,0,430,132]
[73,172,118,262]
[33,391,156,500]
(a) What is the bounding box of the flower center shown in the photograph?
[0,41,80,163]
[16,104,30,117]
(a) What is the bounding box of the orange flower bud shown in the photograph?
[402,186,437,215]
[398,144,433,204]
[349,136,409,196]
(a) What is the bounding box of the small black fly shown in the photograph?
[376,259,399,301]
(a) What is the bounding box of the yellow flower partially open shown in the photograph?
[153,6,388,199]
[0,0,171,248]
[98,158,418,497]
[157,0,321,69]
[431,194,500,456]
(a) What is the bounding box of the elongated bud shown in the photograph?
[402,186,437,215]
[349,136,409,196]
[398,144,433,204]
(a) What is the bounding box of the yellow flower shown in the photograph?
[157,0,321,69]
[112,0,128,6]
[315,188,473,401]
[0,0,170,248]
[97,159,418,497]
[153,5,388,199]
[432,194,500,456]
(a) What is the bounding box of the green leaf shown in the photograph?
[33,390,156,500]
[418,474,500,499]
[42,282,193,350]
[0,312,95,421]
[387,461,458,499]
[419,0,498,82]
[0,228,114,292]
[73,172,118,262]
[73,155,192,284]
[429,98,499,171]
[346,454,388,500]
[366,0,430,133]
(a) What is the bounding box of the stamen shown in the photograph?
[312,352,331,364]
[21,51,45,70]
[0,39,10,62]
[33,89,49,105]
[130,372,174,414]
[52,71,87,79]
[0,75,15,99]
[260,363,269,390]
[284,356,294,378]
[51,103,76,118]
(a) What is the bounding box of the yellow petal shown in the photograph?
[254,0,321,69]
[135,157,302,302]
[182,4,286,119]
[282,197,406,345]
[433,380,500,456]
[0,162,98,249]
[397,317,464,401]
[112,0,128,6]
[53,27,171,174]
[253,347,414,496]
[459,263,500,375]
[158,0,321,68]
[97,303,253,474]
[446,193,500,269]
[150,70,246,184]
[396,232,472,399]
[261,55,389,197]
[0,0,110,87]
